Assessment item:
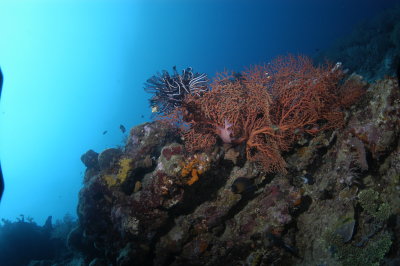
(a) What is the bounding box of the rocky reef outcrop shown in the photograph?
[73,76,400,265]
[315,7,400,82]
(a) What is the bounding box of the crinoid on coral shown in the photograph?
[145,66,209,116]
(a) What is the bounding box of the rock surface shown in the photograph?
[73,77,400,265]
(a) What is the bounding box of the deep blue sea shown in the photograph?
[0,0,398,234]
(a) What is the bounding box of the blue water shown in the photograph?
[0,0,398,225]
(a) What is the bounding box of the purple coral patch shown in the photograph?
[162,145,183,161]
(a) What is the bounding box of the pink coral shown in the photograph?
[216,120,234,143]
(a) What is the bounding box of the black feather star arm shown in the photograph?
[144,66,209,116]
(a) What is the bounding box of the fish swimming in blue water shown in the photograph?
[120,124,126,133]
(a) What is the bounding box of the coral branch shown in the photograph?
[157,55,364,172]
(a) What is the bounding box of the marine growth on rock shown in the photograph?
[72,56,400,265]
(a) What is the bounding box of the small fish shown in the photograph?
[120,124,126,133]
[231,177,257,194]
[300,173,315,185]
[102,130,108,135]
[266,232,300,258]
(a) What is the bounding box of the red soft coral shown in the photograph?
[163,55,364,173]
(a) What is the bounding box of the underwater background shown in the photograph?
[1,0,400,265]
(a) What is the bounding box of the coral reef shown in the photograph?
[73,71,400,265]
[315,7,400,81]
[0,215,76,266]
[294,76,400,265]
[163,55,364,173]
[72,52,400,265]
